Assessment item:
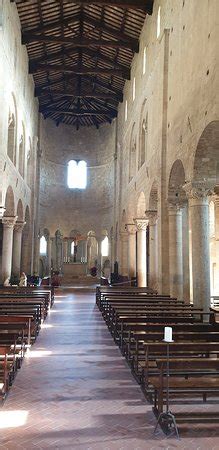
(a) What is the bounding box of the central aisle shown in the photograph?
[0,287,155,449]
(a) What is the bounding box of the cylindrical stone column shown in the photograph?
[168,204,183,300]
[119,231,129,277]
[126,224,136,281]
[214,196,219,294]
[47,237,52,275]
[146,211,158,291]
[182,204,190,302]
[63,239,68,263]
[184,182,213,310]
[12,221,26,277]
[2,216,17,282]
[134,218,148,287]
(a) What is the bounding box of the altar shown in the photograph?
[63,262,87,279]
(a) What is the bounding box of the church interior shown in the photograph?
[0,0,219,447]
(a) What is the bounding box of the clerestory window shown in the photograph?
[67,160,87,189]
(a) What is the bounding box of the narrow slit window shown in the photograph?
[71,241,75,256]
[157,6,161,39]
[125,100,128,122]
[101,236,109,257]
[143,47,146,75]
[40,236,47,256]
[133,77,136,101]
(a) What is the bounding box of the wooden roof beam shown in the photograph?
[22,34,138,52]
[37,89,122,101]
[29,47,129,73]
[40,107,118,117]
[62,0,153,14]
[21,13,80,37]
[29,62,130,79]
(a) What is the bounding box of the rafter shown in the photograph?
[62,1,153,14]
[40,107,117,117]
[22,35,138,51]
[22,13,138,48]
[29,47,129,74]
[35,74,123,100]
[38,89,121,101]
[29,62,130,79]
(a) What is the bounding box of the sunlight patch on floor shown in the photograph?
[0,411,29,429]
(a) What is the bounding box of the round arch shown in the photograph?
[4,186,15,216]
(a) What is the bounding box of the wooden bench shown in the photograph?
[150,358,219,418]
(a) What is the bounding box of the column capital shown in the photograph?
[168,202,182,214]
[2,216,18,228]
[183,181,214,200]
[125,223,136,235]
[0,206,6,219]
[134,217,148,231]
[14,221,26,233]
[145,210,158,225]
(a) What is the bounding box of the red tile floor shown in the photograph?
[1,286,219,449]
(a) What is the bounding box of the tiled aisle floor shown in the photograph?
[1,287,219,450]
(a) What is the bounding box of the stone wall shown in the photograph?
[0,0,39,280]
[39,117,115,240]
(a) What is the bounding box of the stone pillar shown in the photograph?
[63,239,68,263]
[146,211,158,291]
[33,232,40,275]
[182,204,190,302]
[134,218,148,287]
[2,216,17,282]
[47,237,52,275]
[168,204,183,300]
[119,231,129,277]
[214,196,219,294]
[184,182,213,310]
[12,221,26,277]
[126,224,136,281]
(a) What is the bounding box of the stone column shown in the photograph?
[168,204,183,300]
[182,204,190,302]
[63,239,68,263]
[126,224,136,281]
[119,231,129,277]
[184,182,213,310]
[33,231,41,275]
[12,221,26,277]
[145,211,158,291]
[214,196,219,294]
[134,218,148,287]
[2,216,17,282]
[47,237,52,275]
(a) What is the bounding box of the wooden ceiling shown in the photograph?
[12,0,154,128]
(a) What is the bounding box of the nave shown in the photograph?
[1,286,219,450]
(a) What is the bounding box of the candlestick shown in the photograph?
[164,326,173,342]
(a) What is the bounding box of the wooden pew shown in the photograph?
[0,346,12,400]
[150,358,219,423]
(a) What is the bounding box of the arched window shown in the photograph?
[7,112,16,162]
[19,123,25,178]
[129,124,137,182]
[27,137,32,187]
[139,113,148,169]
[157,6,161,39]
[71,241,75,255]
[101,236,109,257]
[40,236,47,256]
[67,160,87,189]
[132,77,136,101]
[143,47,147,75]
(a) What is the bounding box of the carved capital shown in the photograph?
[134,217,148,231]
[145,210,157,225]
[14,221,26,233]
[168,202,182,215]
[125,224,136,235]
[2,216,18,228]
[0,206,6,219]
[183,181,214,200]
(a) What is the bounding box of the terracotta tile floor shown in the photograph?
[1,286,219,449]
